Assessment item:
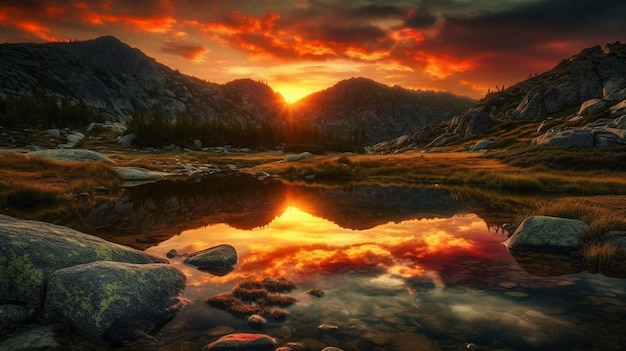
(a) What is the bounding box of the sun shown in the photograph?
[273,84,314,104]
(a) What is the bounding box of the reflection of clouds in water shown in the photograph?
[147,207,497,287]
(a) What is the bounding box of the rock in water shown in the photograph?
[45,261,186,343]
[184,244,237,272]
[204,333,276,350]
[504,216,588,252]
[0,215,165,308]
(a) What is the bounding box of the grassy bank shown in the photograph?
[0,153,122,218]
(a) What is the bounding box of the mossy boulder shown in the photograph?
[184,244,237,272]
[504,216,588,252]
[0,215,165,308]
[45,261,186,343]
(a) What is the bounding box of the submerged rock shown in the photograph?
[248,314,267,329]
[184,244,237,272]
[504,216,588,252]
[45,261,186,344]
[0,215,165,308]
[204,333,277,350]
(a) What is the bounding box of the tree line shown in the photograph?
[0,93,105,129]
[126,108,369,152]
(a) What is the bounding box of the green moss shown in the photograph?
[6,254,45,298]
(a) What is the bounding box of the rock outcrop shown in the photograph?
[504,216,588,252]
[27,149,115,163]
[0,215,165,308]
[45,261,186,343]
[513,43,626,120]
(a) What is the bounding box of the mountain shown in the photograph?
[0,36,474,148]
[437,42,626,148]
[0,36,285,127]
[292,77,474,143]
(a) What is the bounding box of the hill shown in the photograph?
[292,77,474,143]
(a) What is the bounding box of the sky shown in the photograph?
[1,0,625,102]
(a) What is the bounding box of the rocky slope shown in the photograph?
[434,42,626,149]
[0,36,285,126]
[292,77,474,143]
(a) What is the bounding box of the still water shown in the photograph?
[73,176,626,350]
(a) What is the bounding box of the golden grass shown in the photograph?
[0,153,121,215]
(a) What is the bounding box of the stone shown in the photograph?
[27,149,115,163]
[184,244,237,271]
[608,114,626,129]
[283,152,314,162]
[204,333,277,350]
[468,140,495,152]
[114,166,168,181]
[46,128,61,138]
[318,324,339,332]
[533,129,594,148]
[45,261,186,344]
[504,216,588,252]
[194,139,202,149]
[118,133,135,147]
[66,132,85,144]
[248,314,267,329]
[0,215,165,308]
[321,348,344,351]
[593,130,622,146]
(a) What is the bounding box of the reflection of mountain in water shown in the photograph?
[70,175,469,249]
[289,185,468,230]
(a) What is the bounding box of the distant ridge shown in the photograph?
[0,35,474,145]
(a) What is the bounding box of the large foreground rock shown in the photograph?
[504,216,588,252]
[45,261,186,343]
[0,215,165,307]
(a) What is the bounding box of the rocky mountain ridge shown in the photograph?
[379,41,626,151]
[0,36,285,127]
[0,36,473,146]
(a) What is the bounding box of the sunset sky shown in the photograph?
[1,0,625,102]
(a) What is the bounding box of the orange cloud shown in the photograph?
[14,21,57,42]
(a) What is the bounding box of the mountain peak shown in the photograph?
[62,35,158,75]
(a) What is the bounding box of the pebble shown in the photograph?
[319,324,339,332]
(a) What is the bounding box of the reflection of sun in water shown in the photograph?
[147,206,491,288]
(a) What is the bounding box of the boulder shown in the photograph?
[608,114,626,129]
[114,166,168,182]
[66,132,85,145]
[46,129,61,138]
[0,215,165,307]
[45,261,186,343]
[0,324,61,351]
[610,101,626,116]
[27,149,115,163]
[593,130,623,146]
[283,152,314,162]
[184,244,237,272]
[448,108,492,138]
[503,216,588,252]
[118,133,135,147]
[468,139,495,152]
[533,129,594,148]
[204,333,277,351]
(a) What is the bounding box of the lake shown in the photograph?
[66,175,626,351]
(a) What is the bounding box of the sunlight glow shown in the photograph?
[147,204,498,290]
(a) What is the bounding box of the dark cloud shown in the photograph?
[160,41,207,60]
[404,9,437,28]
